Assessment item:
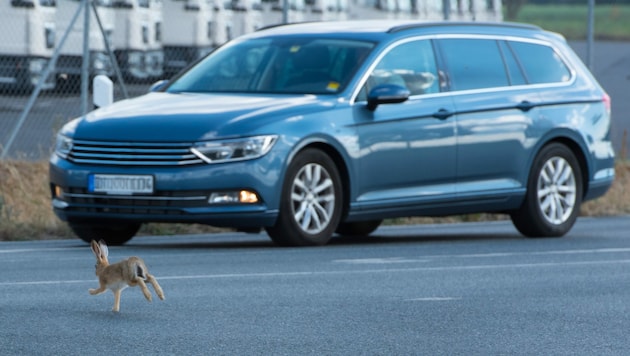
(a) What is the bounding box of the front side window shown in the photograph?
[363,39,439,97]
[438,38,509,91]
[167,38,375,94]
[508,41,572,84]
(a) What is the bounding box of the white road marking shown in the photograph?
[2,258,630,287]
[406,297,461,302]
[333,257,428,264]
[0,247,81,254]
[419,247,630,259]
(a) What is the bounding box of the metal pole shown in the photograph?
[1,1,86,159]
[442,0,450,20]
[81,0,91,115]
[90,1,129,99]
[586,0,595,70]
[282,0,288,23]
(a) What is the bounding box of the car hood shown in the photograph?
[66,92,336,141]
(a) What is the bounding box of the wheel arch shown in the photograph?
[532,134,590,199]
[287,139,353,222]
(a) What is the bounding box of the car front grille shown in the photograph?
[67,140,203,166]
[60,188,209,215]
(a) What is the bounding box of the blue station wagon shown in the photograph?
[49,20,615,246]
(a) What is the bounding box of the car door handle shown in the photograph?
[516,100,536,112]
[432,108,453,120]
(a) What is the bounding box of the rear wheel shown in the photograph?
[69,222,141,245]
[510,143,583,237]
[266,149,343,246]
[335,220,383,236]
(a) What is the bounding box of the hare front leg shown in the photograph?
[112,289,122,312]
[146,274,165,300]
[89,282,107,296]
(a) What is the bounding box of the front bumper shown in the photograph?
[49,154,281,228]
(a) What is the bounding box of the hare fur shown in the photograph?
[90,239,164,312]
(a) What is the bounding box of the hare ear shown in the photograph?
[91,240,101,257]
[98,240,109,258]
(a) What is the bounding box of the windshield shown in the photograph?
[167,37,375,95]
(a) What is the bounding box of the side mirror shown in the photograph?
[93,75,113,109]
[366,84,410,111]
[149,79,169,92]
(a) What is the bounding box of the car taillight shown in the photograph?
[603,93,611,115]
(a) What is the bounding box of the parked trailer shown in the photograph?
[111,0,164,81]
[231,0,263,38]
[305,0,348,21]
[55,0,115,90]
[0,0,56,92]
[261,0,306,27]
[162,0,215,77]
[210,0,233,46]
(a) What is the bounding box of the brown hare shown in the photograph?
[89,239,165,312]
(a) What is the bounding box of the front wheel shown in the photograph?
[510,143,583,237]
[69,222,141,245]
[266,149,343,246]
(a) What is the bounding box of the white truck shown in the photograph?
[231,0,263,38]
[210,0,233,46]
[111,0,164,81]
[161,0,215,77]
[305,0,348,21]
[261,0,305,27]
[0,0,56,92]
[55,0,115,90]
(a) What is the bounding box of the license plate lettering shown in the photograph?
[89,174,154,195]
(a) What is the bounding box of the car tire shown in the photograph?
[69,222,141,245]
[335,220,383,236]
[266,148,343,246]
[510,143,583,238]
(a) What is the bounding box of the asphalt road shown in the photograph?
[2,216,630,355]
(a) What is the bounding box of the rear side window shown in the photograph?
[508,41,571,84]
[438,38,509,91]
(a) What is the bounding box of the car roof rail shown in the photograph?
[387,21,542,34]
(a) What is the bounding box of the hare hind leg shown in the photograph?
[145,274,165,300]
[134,277,153,302]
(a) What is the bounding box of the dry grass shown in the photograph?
[0,160,71,240]
[0,159,628,241]
[582,160,630,216]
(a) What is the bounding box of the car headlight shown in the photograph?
[191,135,277,164]
[55,134,73,159]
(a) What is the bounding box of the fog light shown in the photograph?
[54,185,63,198]
[208,190,259,204]
[239,190,259,204]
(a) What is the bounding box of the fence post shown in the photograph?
[586,0,595,71]
[81,0,91,116]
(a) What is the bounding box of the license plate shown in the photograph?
[88,174,154,195]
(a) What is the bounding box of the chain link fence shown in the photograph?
[0,0,501,160]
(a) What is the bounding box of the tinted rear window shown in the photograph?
[508,41,572,84]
